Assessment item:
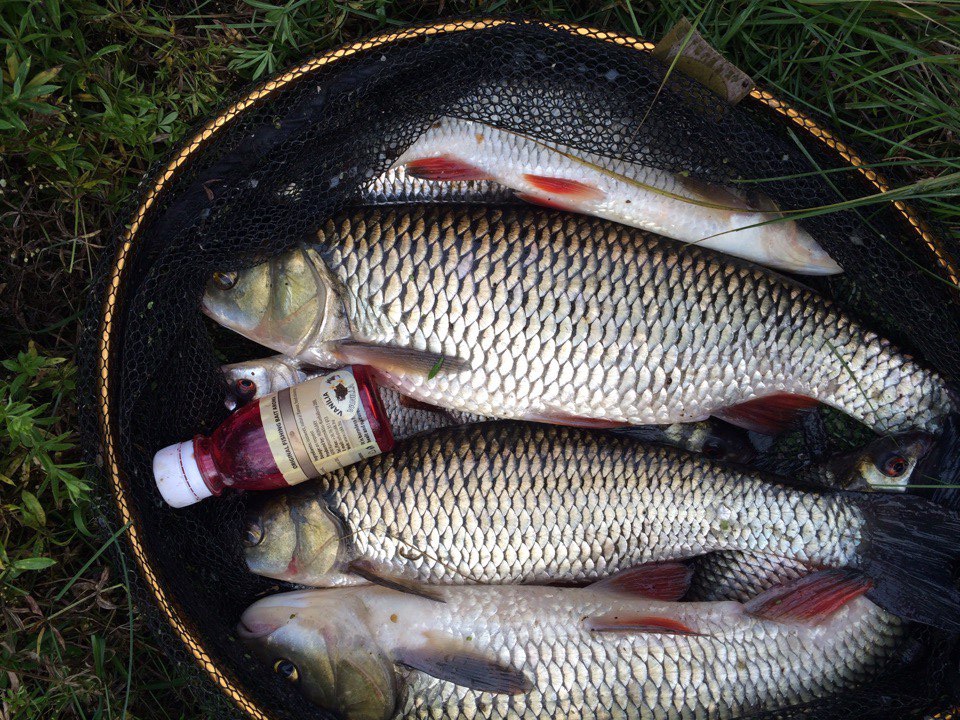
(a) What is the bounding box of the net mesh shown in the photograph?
[77,17,960,720]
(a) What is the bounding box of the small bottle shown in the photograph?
[153,366,394,507]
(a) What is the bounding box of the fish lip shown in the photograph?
[237,617,279,639]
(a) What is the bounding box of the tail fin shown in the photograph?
[915,412,960,511]
[855,493,960,632]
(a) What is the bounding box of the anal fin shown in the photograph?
[589,562,692,601]
[348,559,445,604]
[713,393,819,435]
[397,631,532,695]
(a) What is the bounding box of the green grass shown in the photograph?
[0,0,958,717]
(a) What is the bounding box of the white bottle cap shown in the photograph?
[152,440,215,508]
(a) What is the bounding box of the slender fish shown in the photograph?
[393,117,841,275]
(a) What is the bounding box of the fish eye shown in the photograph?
[702,441,725,460]
[273,659,299,683]
[236,378,257,398]
[212,271,238,291]
[244,518,265,547]
[881,453,908,478]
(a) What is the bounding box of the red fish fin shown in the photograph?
[713,393,819,435]
[589,562,693,601]
[514,191,579,213]
[586,613,699,635]
[520,409,630,430]
[404,156,492,182]
[334,341,468,378]
[522,174,605,201]
[744,569,872,624]
[398,394,447,414]
[396,632,532,694]
[347,559,446,603]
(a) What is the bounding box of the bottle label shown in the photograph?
[259,368,381,486]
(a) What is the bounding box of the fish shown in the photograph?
[221,355,484,437]
[242,423,960,632]
[222,355,757,461]
[356,163,516,206]
[794,431,935,492]
[237,565,905,719]
[690,429,936,602]
[202,205,956,435]
[393,117,841,275]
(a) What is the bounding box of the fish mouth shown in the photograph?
[237,617,279,639]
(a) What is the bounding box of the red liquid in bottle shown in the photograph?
[153,366,393,507]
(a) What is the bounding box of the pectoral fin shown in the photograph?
[396,632,532,695]
[333,341,468,378]
[585,613,700,635]
[347,559,445,603]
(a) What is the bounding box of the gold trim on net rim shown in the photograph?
[95,18,959,720]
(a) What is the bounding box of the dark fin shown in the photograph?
[917,412,960,511]
[397,632,532,695]
[347,559,445,604]
[520,409,630,430]
[854,493,960,633]
[743,569,872,623]
[589,562,693,601]
[398,394,447,414]
[522,174,604,200]
[677,175,755,211]
[404,156,492,182]
[514,191,578,213]
[713,393,819,435]
[585,613,699,635]
[334,341,468,378]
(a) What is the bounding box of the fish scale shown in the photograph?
[288,205,953,434]
[260,424,864,587]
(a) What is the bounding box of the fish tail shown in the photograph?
[855,492,960,632]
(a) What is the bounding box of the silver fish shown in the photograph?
[242,423,960,632]
[691,430,936,602]
[202,206,955,435]
[356,163,516,206]
[221,355,484,436]
[393,117,841,275]
[238,567,903,720]
[222,355,757,460]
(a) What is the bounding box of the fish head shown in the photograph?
[221,356,312,410]
[244,492,343,583]
[221,361,276,410]
[691,420,757,465]
[202,247,347,358]
[238,590,397,719]
[835,432,935,491]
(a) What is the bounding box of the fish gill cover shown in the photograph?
[77,17,960,720]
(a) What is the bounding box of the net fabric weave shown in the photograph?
[77,17,960,720]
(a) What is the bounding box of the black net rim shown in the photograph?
[90,17,960,720]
